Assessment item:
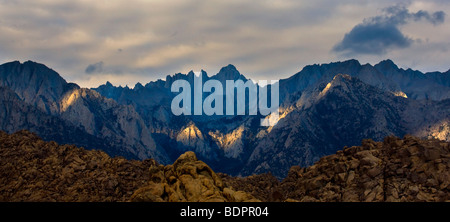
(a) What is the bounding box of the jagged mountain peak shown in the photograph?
[162,65,247,88]
[280,58,450,103]
[0,61,82,95]
[186,69,208,79]
[308,73,377,107]
[299,59,361,74]
[105,81,113,87]
[218,64,238,73]
[1,59,448,180]
[318,73,389,99]
[164,70,206,88]
[211,64,247,82]
[0,60,67,84]
[326,59,361,68]
[321,73,355,93]
[0,60,76,114]
[97,64,248,94]
[375,59,399,70]
[134,82,144,91]
[165,72,187,85]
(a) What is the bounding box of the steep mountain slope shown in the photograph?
[0,61,76,114]
[278,59,450,105]
[1,59,448,179]
[374,60,450,100]
[0,87,121,156]
[0,61,168,163]
[92,59,449,178]
[93,64,258,170]
[58,87,167,162]
[244,74,449,178]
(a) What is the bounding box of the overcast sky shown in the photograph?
[0,0,449,87]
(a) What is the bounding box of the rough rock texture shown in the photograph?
[219,173,281,202]
[280,136,449,202]
[244,73,450,179]
[130,151,259,202]
[0,61,169,164]
[0,130,258,202]
[1,130,448,202]
[2,60,449,179]
[223,135,450,202]
[0,130,156,201]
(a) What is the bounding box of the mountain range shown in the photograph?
[0,59,449,178]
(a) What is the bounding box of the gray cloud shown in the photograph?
[333,4,446,55]
[380,4,445,25]
[333,23,413,55]
[0,0,449,87]
[85,61,104,74]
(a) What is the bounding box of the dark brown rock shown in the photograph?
[1,130,448,202]
[0,130,156,202]
[130,151,259,202]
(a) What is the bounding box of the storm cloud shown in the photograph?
[0,0,449,87]
[85,61,104,74]
[333,4,446,55]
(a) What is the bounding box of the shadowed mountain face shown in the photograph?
[278,59,450,105]
[0,59,449,178]
[243,74,449,177]
[0,61,169,163]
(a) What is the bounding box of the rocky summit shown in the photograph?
[0,130,448,202]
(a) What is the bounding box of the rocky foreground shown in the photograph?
[0,130,257,202]
[0,130,156,201]
[222,136,450,202]
[0,130,449,202]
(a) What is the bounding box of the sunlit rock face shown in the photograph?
[0,60,448,178]
[209,125,245,159]
[243,74,450,178]
[0,61,169,164]
[59,88,163,161]
[176,123,215,159]
[0,61,72,115]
